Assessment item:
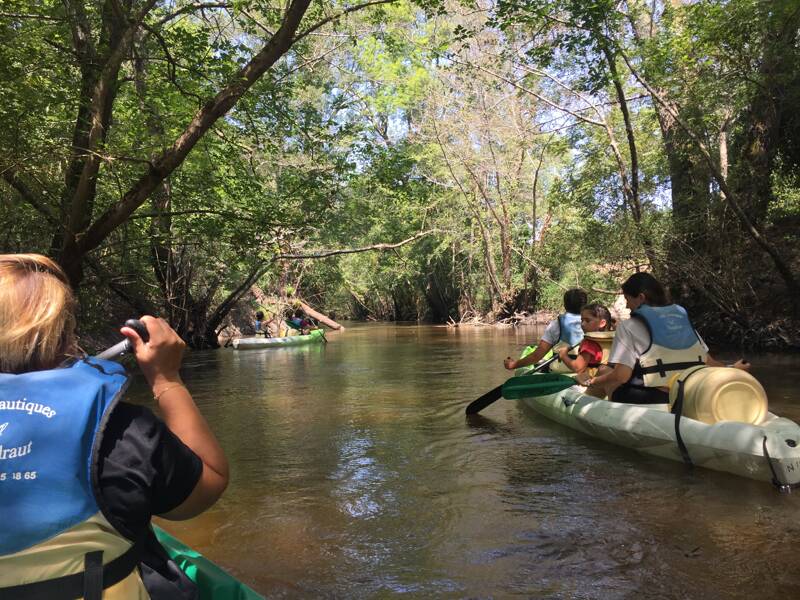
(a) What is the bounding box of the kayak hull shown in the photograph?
[517,381,800,486]
[232,329,324,349]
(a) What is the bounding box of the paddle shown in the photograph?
[465,343,579,415]
[96,319,149,360]
[501,373,577,400]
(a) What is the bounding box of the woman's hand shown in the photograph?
[732,359,751,371]
[121,316,186,390]
[557,346,569,360]
[504,357,518,370]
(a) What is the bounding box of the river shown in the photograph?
[149,323,800,598]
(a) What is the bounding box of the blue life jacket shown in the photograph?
[631,304,707,387]
[557,313,584,346]
[543,313,585,374]
[0,357,128,555]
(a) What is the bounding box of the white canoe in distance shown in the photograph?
[231,329,325,350]
[517,382,800,488]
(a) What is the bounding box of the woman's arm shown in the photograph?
[122,316,229,520]
[705,354,751,371]
[581,363,632,398]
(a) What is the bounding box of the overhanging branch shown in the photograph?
[276,229,438,260]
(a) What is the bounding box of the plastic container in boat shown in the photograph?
[668,365,768,425]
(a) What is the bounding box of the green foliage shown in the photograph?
[770,160,800,222]
[1,0,798,343]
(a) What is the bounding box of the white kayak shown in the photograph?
[515,378,800,489]
[231,329,325,349]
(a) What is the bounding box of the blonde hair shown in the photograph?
[0,254,77,373]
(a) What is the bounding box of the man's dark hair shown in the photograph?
[563,288,588,314]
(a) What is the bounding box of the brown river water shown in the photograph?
[145,323,800,598]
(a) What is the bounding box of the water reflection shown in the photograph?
[141,323,800,598]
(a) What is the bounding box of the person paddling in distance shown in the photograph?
[286,308,318,335]
[0,254,228,599]
[579,272,749,404]
[504,288,587,371]
[255,310,266,336]
[556,303,614,376]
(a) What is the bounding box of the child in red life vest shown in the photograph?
[556,303,613,375]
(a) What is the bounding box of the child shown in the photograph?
[557,303,613,375]
[504,288,587,370]
[286,309,317,335]
[255,310,266,336]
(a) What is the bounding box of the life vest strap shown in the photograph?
[0,538,143,600]
[84,551,103,600]
[634,358,705,378]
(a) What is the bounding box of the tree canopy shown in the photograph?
[2,0,798,348]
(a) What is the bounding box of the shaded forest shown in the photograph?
[1,0,798,349]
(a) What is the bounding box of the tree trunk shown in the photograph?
[57,0,313,288]
[297,300,345,330]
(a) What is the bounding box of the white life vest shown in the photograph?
[631,304,707,388]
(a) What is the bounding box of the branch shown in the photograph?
[140,21,204,102]
[276,230,438,260]
[156,2,231,27]
[445,54,605,127]
[84,256,154,315]
[292,0,397,44]
[128,208,274,224]
[240,9,275,37]
[0,11,62,21]
[590,286,620,296]
[207,264,264,336]
[1,169,59,226]
[74,0,313,257]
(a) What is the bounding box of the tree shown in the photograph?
[0,0,393,288]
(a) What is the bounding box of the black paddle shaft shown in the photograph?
[96,319,150,361]
[465,385,503,415]
[465,342,580,415]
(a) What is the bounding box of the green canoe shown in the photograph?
[231,328,325,350]
[154,526,263,600]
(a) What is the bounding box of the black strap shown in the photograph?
[83,551,103,600]
[637,358,705,377]
[0,538,143,600]
[762,436,791,492]
[671,379,693,467]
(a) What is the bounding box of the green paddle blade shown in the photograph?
[501,373,577,400]
[154,526,264,599]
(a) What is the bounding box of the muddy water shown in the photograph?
[148,323,800,598]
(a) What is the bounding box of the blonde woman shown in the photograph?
[0,254,228,599]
